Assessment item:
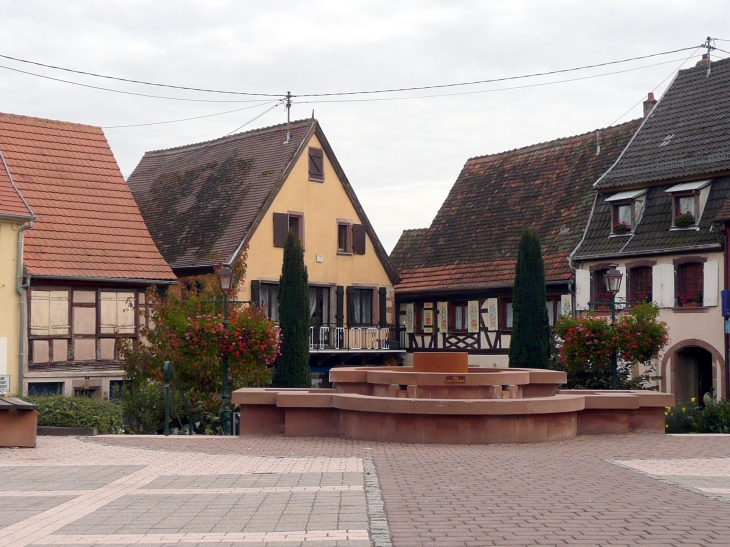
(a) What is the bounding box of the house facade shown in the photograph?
[127,119,401,384]
[0,113,176,398]
[571,57,730,403]
[390,119,640,367]
[0,149,34,395]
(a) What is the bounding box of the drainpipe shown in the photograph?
[16,221,33,395]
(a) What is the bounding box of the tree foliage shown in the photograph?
[554,302,669,389]
[274,231,311,387]
[121,253,279,433]
[509,227,551,368]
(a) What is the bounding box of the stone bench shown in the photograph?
[0,397,38,448]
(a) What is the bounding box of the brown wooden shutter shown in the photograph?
[378,287,387,327]
[352,224,366,254]
[308,148,324,182]
[346,286,354,326]
[250,280,261,308]
[335,286,344,327]
[273,213,289,247]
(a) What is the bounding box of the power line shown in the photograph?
[102,100,280,129]
[0,53,280,97]
[0,45,700,101]
[225,103,280,136]
[292,56,690,105]
[0,63,272,103]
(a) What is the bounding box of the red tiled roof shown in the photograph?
[393,119,641,293]
[0,113,175,281]
[0,153,32,219]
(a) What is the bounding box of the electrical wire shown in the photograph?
[607,46,701,127]
[292,56,690,105]
[102,100,280,129]
[0,63,273,103]
[0,46,699,100]
[0,53,280,97]
[224,103,280,136]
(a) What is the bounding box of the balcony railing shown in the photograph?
[308,323,404,351]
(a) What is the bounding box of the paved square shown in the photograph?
[4,433,730,546]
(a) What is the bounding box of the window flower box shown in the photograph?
[674,211,695,228]
[612,221,630,234]
[676,293,702,307]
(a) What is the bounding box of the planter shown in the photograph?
[681,301,701,308]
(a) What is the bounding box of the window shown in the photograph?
[308,147,324,182]
[629,266,653,303]
[337,222,351,253]
[449,302,468,332]
[677,263,704,307]
[30,290,70,336]
[667,180,711,228]
[606,189,646,234]
[591,268,612,305]
[100,292,136,334]
[349,288,373,325]
[273,212,304,247]
[28,382,63,397]
[499,299,514,330]
[309,286,331,326]
[545,298,560,327]
[260,283,279,321]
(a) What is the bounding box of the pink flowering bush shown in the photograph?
[553,302,668,389]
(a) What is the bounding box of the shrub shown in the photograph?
[664,400,700,433]
[25,395,123,434]
[118,379,186,435]
[666,398,730,434]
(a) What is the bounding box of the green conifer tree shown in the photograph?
[508,227,551,368]
[274,231,311,387]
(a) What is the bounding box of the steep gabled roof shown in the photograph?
[0,113,175,282]
[595,56,730,190]
[128,119,399,283]
[391,119,641,294]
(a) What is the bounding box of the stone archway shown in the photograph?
[660,339,725,401]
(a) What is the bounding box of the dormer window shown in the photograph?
[605,189,646,235]
[666,180,711,229]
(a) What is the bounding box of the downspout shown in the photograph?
[16,222,32,394]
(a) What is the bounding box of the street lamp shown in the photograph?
[217,264,233,435]
[604,267,623,390]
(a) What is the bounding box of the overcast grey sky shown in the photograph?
[1,1,728,252]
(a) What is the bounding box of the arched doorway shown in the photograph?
[675,346,714,405]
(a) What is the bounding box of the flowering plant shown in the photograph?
[612,221,630,234]
[676,293,703,306]
[674,210,695,228]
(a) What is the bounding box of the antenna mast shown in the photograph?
[704,36,714,77]
[284,91,292,144]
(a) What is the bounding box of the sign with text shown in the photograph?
[0,374,10,394]
[445,375,466,384]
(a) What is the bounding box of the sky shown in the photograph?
[1,1,728,252]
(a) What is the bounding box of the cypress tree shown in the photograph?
[274,231,311,387]
[508,227,550,369]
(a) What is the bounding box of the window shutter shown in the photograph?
[30,291,51,335]
[100,293,117,333]
[560,294,572,316]
[653,264,674,308]
[308,147,324,181]
[704,260,719,306]
[483,298,498,331]
[117,292,136,334]
[467,301,480,332]
[335,286,344,327]
[250,280,261,308]
[345,286,354,326]
[617,266,627,301]
[273,213,289,247]
[405,303,414,333]
[575,269,590,310]
[437,301,449,332]
[352,224,366,254]
[379,287,387,327]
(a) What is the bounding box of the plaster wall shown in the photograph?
[242,134,392,310]
[0,220,22,394]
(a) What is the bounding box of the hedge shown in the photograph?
[24,395,123,434]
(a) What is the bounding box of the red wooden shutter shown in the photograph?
[308,148,324,182]
[273,213,289,247]
[352,224,366,254]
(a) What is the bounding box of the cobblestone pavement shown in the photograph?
[2,434,730,546]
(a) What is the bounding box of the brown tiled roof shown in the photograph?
[0,113,175,281]
[128,119,399,283]
[389,228,428,273]
[392,119,641,294]
[0,154,32,219]
[595,57,730,190]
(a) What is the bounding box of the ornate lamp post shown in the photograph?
[217,264,233,435]
[604,267,624,390]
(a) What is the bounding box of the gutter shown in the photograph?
[29,274,178,285]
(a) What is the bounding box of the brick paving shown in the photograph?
[2,434,730,546]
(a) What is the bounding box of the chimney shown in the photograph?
[643,92,657,118]
[696,53,710,67]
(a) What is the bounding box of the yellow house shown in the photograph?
[0,151,33,395]
[128,118,402,383]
